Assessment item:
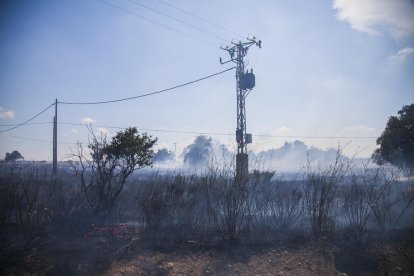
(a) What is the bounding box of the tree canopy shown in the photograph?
[71,127,157,214]
[4,150,24,162]
[372,104,414,173]
[104,127,157,169]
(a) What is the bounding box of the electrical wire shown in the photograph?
[157,0,244,39]
[55,122,378,139]
[58,67,235,105]
[254,134,377,139]
[0,132,76,145]
[129,0,228,43]
[96,0,217,48]
[0,122,51,127]
[0,102,55,133]
[0,121,378,139]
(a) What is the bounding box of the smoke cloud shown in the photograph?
[153,136,351,174]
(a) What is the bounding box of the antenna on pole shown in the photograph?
[220,37,261,180]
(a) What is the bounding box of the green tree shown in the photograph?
[4,150,24,162]
[70,127,157,214]
[372,104,414,174]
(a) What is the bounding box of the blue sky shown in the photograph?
[0,0,413,161]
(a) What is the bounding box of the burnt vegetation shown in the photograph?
[1,153,413,275]
[1,103,414,275]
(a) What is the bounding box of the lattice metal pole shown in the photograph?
[220,38,261,179]
[53,98,57,177]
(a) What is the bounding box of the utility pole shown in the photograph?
[220,37,261,179]
[53,98,57,177]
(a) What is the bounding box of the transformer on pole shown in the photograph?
[220,38,261,179]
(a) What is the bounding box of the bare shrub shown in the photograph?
[365,165,413,231]
[201,166,254,241]
[246,172,302,242]
[392,168,414,228]
[15,170,51,238]
[0,166,56,239]
[45,174,87,227]
[267,180,303,231]
[339,160,414,236]
[136,174,198,242]
[0,163,87,240]
[341,173,373,239]
[0,164,22,232]
[135,166,304,244]
[137,177,168,233]
[304,150,349,239]
[1,168,44,238]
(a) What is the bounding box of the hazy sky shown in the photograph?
[0,0,413,161]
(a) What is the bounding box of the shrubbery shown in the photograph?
[1,157,413,245]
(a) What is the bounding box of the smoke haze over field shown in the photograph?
[152,135,353,173]
[253,140,340,172]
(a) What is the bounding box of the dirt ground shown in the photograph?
[1,227,413,275]
[106,242,340,276]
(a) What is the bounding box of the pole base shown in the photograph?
[236,153,248,180]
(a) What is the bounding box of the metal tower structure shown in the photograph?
[53,98,57,177]
[220,38,261,179]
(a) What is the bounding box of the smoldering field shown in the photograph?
[2,159,413,241]
[1,148,414,275]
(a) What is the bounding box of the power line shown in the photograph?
[96,0,217,48]
[129,0,228,43]
[157,0,244,39]
[58,67,235,105]
[0,122,51,127]
[0,120,379,139]
[0,102,55,133]
[141,129,377,139]
[0,132,76,145]
[56,122,378,139]
[254,134,378,139]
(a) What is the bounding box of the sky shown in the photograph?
[0,0,413,161]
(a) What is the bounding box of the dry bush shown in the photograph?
[390,168,414,228]
[266,180,302,231]
[341,174,373,239]
[246,172,303,242]
[338,159,414,239]
[304,150,350,239]
[136,174,199,242]
[0,164,86,240]
[365,165,414,231]
[135,168,303,244]
[201,168,251,241]
[339,163,394,237]
[0,164,22,232]
[0,165,53,239]
[46,174,88,228]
